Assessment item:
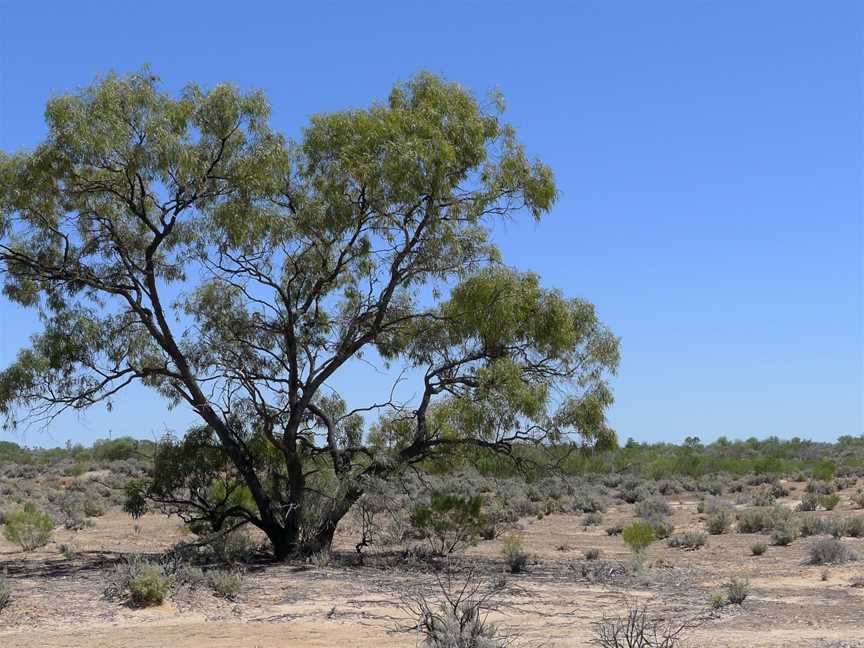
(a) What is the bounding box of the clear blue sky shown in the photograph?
[0,1,861,447]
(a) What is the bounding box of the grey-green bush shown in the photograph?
[208,569,243,599]
[809,538,858,565]
[3,504,54,551]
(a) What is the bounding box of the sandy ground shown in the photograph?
[1,482,863,647]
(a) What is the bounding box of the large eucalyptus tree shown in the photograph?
[0,71,619,557]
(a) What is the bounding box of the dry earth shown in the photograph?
[1,482,863,647]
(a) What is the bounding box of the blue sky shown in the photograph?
[0,1,861,446]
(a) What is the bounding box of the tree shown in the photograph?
[0,70,619,558]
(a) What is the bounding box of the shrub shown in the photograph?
[634,497,671,520]
[606,520,625,536]
[501,534,529,574]
[622,521,656,555]
[3,504,54,551]
[0,577,9,613]
[584,547,601,561]
[83,499,105,518]
[798,515,830,538]
[593,603,700,648]
[809,538,858,565]
[401,570,512,648]
[770,523,798,547]
[583,512,604,526]
[208,569,243,599]
[710,591,726,609]
[750,542,767,556]
[817,494,840,511]
[836,516,864,538]
[667,531,707,550]
[128,564,171,607]
[851,490,864,509]
[797,493,818,512]
[706,509,734,535]
[723,577,749,605]
[646,517,674,540]
[411,493,487,555]
[206,528,255,563]
[737,506,790,534]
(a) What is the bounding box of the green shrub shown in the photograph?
[851,490,864,510]
[770,523,798,547]
[817,494,840,511]
[809,538,858,565]
[667,531,707,550]
[750,542,767,556]
[622,521,655,555]
[410,493,487,555]
[706,509,734,535]
[723,577,749,605]
[208,569,243,599]
[83,499,105,517]
[128,564,171,607]
[501,533,529,574]
[3,504,54,551]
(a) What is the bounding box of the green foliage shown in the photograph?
[621,521,656,555]
[706,509,735,535]
[737,506,790,534]
[817,494,840,511]
[723,577,750,605]
[128,566,171,607]
[797,493,818,512]
[750,542,767,556]
[501,533,529,574]
[3,503,53,551]
[410,493,487,555]
[770,523,799,547]
[812,460,836,482]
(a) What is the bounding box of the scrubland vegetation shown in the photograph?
[1,433,863,646]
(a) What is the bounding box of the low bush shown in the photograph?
[835,516,864,538]
[583,512,604,526]
[706,509,734,535]
[797,493,818,512]
[770,523,798,547]
[3,504,54,551]
[606,520,625,536]
[634,497,671,520]
[851,490,864,509]
[128,564,171,607]
[750,542,767,556]
[501,533,529,574]
[667,531,707,550]
[798,515,830,538]
[584,547,601,561]
[809,538,858,565]
[622,521,656,555]
[737,506,790,534]
[723,577,749,605]
[593,603,700,648]
[411,493,487,556]
[817,494,841,511]
[208,569,243,599]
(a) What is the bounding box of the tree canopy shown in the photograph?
[0,70,619,557]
